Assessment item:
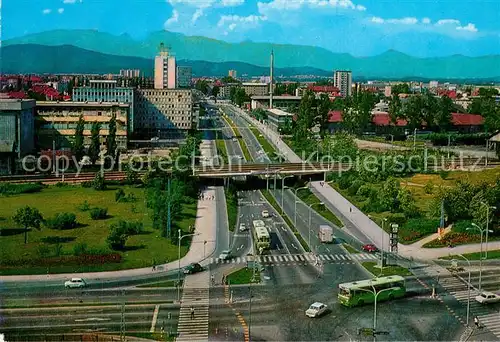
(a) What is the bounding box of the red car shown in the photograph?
[362,244,378,253]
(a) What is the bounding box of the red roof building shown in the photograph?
[451,112,484,126]
[7,91,27,99]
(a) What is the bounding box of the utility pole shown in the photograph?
[120,289,126,341]
[167,177,171,237]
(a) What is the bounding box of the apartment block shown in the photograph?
[177,66,192,88]
[334,70,352,97]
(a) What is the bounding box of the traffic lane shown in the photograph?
[275,188,347,255]
[230,112,265,162]
[215,185,230,254]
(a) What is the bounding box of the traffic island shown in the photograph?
[226,267,261,285]
[342,243,360,254]
[362,261,412,277]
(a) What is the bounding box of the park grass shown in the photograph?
[343,244,359,254]
[136,280,182,288]
[261,190,310,252]
[127,332,176,341]
[0,185,195,274]
[222,114,252,161]
[361,262,412,277]
[439,249,500,261]
[215,131,229,164]
[226,267,261,285]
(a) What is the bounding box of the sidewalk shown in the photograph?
[0,187,218,283]
[235,106,500,261]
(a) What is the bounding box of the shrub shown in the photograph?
[107,227,129,250]
[356,185,375,198]
[0,183,43,196]
[37,244,51,258]
[45,212,78,230]
[90,207,108,220]
[452,220,476,234]
[115,189,125,202]
[92,173,106,191]
[53,243,64,257]
[424,181,434,194]
[439,170,449,180]
[124,193,137,202]
[81,181,92,188]
[337,175,353,190]
[77,200,91,212]
[111,220,144,235]
[73,242,88,256]
[387,213,408,227]
[348,180,364,196]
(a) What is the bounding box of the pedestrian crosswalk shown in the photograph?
[209,253,378,265]
[176,273,210,342]
[423,264,500,339]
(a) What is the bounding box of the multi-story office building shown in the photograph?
[154,51,176,89]
[176,66,192,88]
[266,108,294,132]
[334,70,352,97]
[36,101,129,150]
[120,69,140,78]
[134,89,196,139]
[72,80,135,133]
[219,83,240,99]
[0,98,36,174]
[242,83,270,96]
[228,70,237,78]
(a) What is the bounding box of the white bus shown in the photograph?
[252,220,271,254]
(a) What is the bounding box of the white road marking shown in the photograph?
[74,318,111,322]
[150,304,160,332]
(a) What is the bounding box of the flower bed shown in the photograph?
[423,232,481,248]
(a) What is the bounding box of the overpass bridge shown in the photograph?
[192,162,336,177]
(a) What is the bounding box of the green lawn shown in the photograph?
[215,134,229,164]
[222,115,252,161]
[361,262,412,277]
[261,190,310,252]
[226,267,261,285]
[136,280,182,288]
[127,332,176,341]
[226,189,238,232]
[295,188,344,227]
[343,244,359,254]
[249,126,277,159]
[0,185,196,274]
[439,249,500,261]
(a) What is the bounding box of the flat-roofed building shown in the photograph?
[36,101,129,150]
[242,83,269,96]
[266,108,294,132]
[72,80,135,133]
[251,95,302,110]
[134,89,196,139]
[176,66,192,88]
[0,98,36,174]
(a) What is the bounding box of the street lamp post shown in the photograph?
[177,229,199,302]
[294,186,309,227]
[480,202,496,259]
[309,202,324,252]
[466,223,493,291]
[368,215,388,272]
[451,255,471,326]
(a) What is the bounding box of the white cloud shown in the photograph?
[63,0,82,3]
[457,23,478,32]
[228,23,237,31]
[42,9,51,14]
[220,0,244,6]
[58,8,64,14]
[165,9,179,26]
[257,0,367,15]
[192,8,204,23]
[371,16,384,24]
[356,5,366,11]
[371,16,417,25]
[217,14,267,27]
[422,17,431,24]
[436,19,460,26]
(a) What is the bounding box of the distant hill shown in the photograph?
[0,44,332,77]
[4,29,500,79]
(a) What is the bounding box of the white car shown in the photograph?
[262,210,270,218]
[219,250,231,261]
[64,278,87,289]
[239,223,247,232]
[475,291,500,304]
[305,302,328,318]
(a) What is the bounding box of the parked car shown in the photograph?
[219,250,231,261]
[64,278,87,289]
[305,302,328,318]
[362,244,378,253]
[475,291,500,304]
[239,223,247,232]
[184,263,203,274]
[261,210,270,218]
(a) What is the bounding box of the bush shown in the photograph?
[387,213,408,226]
[37,244,51,258]
[45,212,78,230]
[73,242,88,256]
[107,227,129,250]
[424,181,434,194]
[53,243,64,257]
[92,173,106,191]
[0,183,43,196]
[337,174,353,190]
[115,189,125,202]
[356,185,375,198]
[81,181,92,188]
[77,200,91,212]
[452,220,476,234]
[439,170,449,180]
[89,207,108,220]
[398,218,440,243]
[111,220,144,235]
[348,180,364,196]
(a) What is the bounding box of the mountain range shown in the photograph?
[3,29,500,80]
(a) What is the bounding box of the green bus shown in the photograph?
[252,220,270,254]
[338,275,406,307]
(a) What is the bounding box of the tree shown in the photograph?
[13,206,44,244]
[88,122,101,165]
[435,95,453,131]
[478,87,499,97]
[421,92,439,131]
[233,88,249,107]
[106,113,117,161]
[388,94,402,125]
[73,114,85,163]
[195,80,209,94]
[221,76,240,84]
[402,95,424,130]
[391,83,410,95]
[92,172,106,191]
[317,93,331,138]
[211,85,220,98]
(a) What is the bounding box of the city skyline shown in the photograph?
[3,0,500,58]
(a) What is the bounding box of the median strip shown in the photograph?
[221,114,252,161]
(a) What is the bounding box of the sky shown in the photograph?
[3,0,500,57]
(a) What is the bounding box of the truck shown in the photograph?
[319,225,334,243]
